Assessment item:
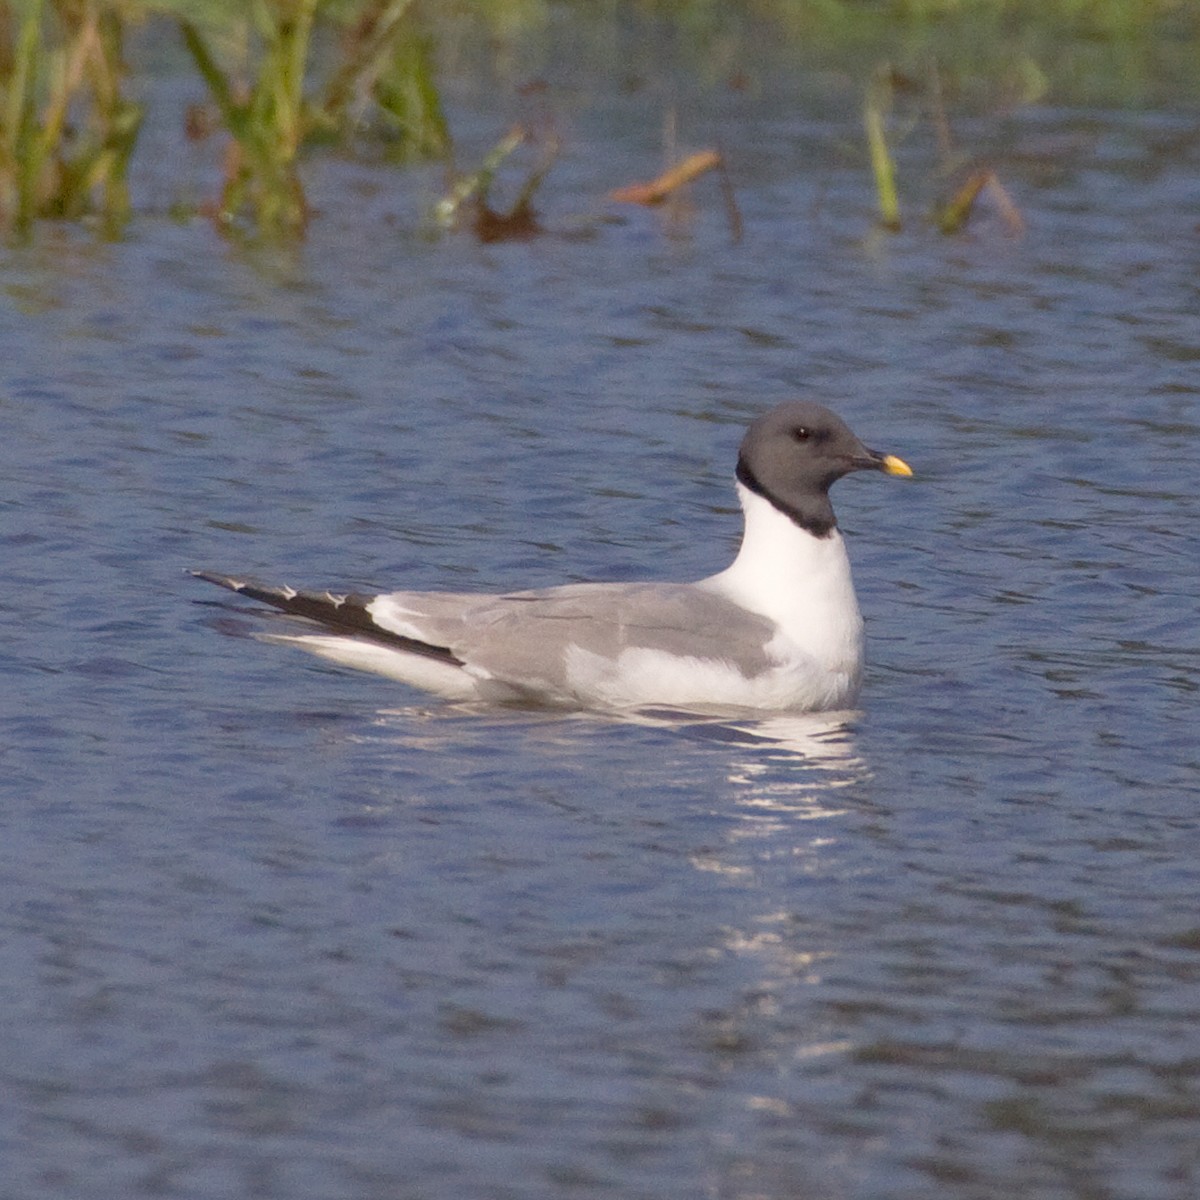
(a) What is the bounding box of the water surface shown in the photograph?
[2,28,1199,1200]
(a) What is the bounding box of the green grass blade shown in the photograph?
[864,67,900,232]
[180,18,241,131]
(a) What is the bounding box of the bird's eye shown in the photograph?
[792,426,812,442]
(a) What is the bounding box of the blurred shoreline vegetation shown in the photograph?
[1,0,1198,239]
[0,0,142,237]
[177,0,450,235]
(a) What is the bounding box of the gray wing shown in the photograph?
[369,582,778,687]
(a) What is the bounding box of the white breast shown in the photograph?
[699,485,865,706]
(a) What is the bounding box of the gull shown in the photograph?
[191,402,911,712]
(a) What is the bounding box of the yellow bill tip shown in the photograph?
[880,454,913,478]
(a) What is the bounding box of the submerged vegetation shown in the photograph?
[0,0,1197,240]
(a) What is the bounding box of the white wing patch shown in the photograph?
[366,595,445,644]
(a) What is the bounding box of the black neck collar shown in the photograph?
[736,456,837,539]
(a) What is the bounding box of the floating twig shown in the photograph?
[609,148,722,205]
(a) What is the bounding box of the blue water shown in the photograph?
[2,30,1199,1200]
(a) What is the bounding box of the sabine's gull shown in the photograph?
[192,402,912,712]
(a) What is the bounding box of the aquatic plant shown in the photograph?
[862,60,1026,238]
[179,0,317,235]
[863,65,901,232]
[0,0,1193,240]
[319,0,448,160]
[434,124,559,242]
[179,0,448,236]
[936,167,1025,235]
[0,0,142,237]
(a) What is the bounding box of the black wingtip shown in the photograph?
[188,569,464,666]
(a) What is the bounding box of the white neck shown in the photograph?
[702,483,864,674]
